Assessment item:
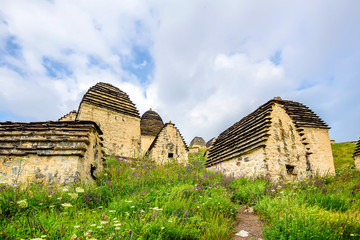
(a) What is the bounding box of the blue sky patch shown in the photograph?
[122,46,154,84]
[270,50,282,66]
[87,55,110,70]
[42,57,73,78]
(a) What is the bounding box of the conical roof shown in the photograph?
[79,82,140,118]
[206,137,216,148]
[190,136,206,147]
[141,109,164,136]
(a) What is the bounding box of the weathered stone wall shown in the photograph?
[0,155,81,185]
[77,103,141,157]
[355,155,360,171]
[78,128,104,183]
[207,148,266,177]
[0,122,103,185]
[148,124,188,165]
[264,103,308,178]
[141,135,155,153]
[303,127,335,175]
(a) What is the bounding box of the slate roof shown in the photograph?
[354,139,360,157]
[190,137,206,147]
[58,110,77,121]
[206,98,329,167]
[79,82,140,118]
[0,121,102,157]
[140,109,164,136]
[147,123,188,153]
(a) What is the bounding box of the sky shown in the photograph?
[0,0,359,144]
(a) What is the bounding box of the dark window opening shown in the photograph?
[286,165,295,174]
[168,153,174,158]
[90,164,97,180]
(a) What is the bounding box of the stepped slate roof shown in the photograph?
[147,123,188,152]
[0,121,102,157]
[190,136,206,147]
[140,109,164,136]
[58,110,77,121]
[354,139,360,157]
[206,98,329,167]
[79,82,140,118]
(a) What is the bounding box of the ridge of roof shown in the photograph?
[79,82,140,118]
[0,121,103,157]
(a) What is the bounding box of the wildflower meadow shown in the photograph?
[0,143,360,239]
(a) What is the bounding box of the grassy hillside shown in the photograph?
[0,148,359,239]
[331,142,357,169]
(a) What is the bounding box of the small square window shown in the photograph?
[286,165,295,174]
[168,153,174,158]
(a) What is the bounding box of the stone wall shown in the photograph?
[141,135,155,153]
[148,124,188,165]
[207,148,266,177]
[264,103,308,178]
[77,103,141,157]
[355,155,360,171]
[0,121,103,185]
[303,127,335,175]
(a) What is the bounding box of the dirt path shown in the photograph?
[232,206,264,240]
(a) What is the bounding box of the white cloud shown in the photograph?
[0,0,359,143]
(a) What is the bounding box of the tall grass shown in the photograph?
[1,150,360,239]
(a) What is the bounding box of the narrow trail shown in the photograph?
[232,206,263,240]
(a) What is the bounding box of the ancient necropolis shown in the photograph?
[76,82,141,157]
[146,122,188,165]
[354,139,360,171]
[206,97,335,178]
[140,109,164,153]
[0,121,104,185]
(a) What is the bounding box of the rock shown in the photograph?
[235,230,249,237]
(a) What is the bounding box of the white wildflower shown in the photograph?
[61,203,72,207]
[76,187,85,193]
[62,188,69,192]
[68,193,78,200]
[17,199,28,208]
[100,221,108,225]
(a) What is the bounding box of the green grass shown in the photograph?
[331,142,357,169]
[1,146,359,239]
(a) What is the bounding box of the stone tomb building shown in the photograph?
[59,110,77,121]
[76,82,141,157]
[354,139,360,171]
[206,97,335,178]
[0,121,103,185]
[189,136,206,153]
[147,122,188,165]
[140,109,164,153]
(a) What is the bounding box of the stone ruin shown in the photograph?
[0,121,103,185]
[76,82,141,158]
[354,139,360,171]
[140,109,164,153]
[146,122,188,165]
[206,97,335,178]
